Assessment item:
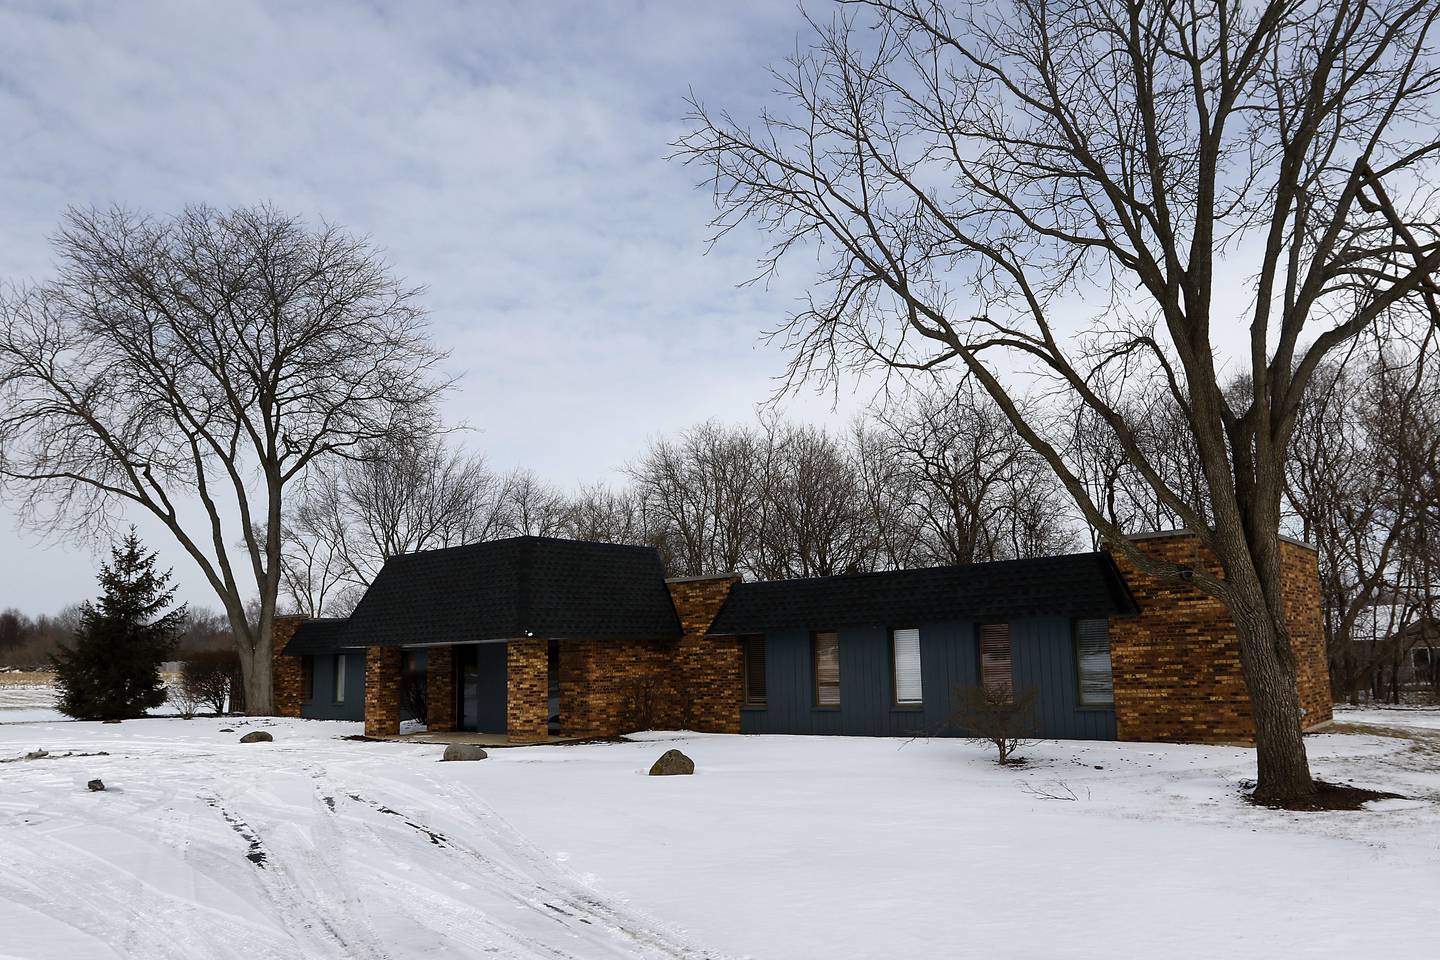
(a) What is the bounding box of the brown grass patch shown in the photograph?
[0,671,56,687]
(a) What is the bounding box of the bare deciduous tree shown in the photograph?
[678,0,1440,801]
[876,382,1078,565]
[559,482,655,547]
[279,433,506,616]
[751,420,874,578]
[0,205,446,712]
[497,468,571,538]
[1286,338,1440,702]
[628,421,768,576]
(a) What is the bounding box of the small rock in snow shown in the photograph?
[87,779,105,792]
[24,749,48,760]
[441,744,488,762]
[239,731,273,744]
[219,728,235,733]
[648,749,695,776]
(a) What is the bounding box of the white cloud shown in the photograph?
[0,0,870,613]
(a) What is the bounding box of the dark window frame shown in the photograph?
[332,654,347,705]
[742,634,767,708]
[977,622,1013,698]
[1073,618,1116,709]
[811,630,841,709]
[889,626,924,709]
[300,655,315,704]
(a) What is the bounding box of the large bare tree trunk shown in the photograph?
[1227,581,1314,800]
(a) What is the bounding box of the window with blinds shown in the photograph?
[812,631,841,706]
[333,654,347,705]
[891,628,923,705]
[743,635,767,706]
[978,623,1012,697]
[1076,618,1115,706]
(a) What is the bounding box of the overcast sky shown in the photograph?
[0,1,885,615]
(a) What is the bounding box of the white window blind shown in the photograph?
[333,655,347,704]
[1076,619,1115,706]
[978,623,1013,697]
[813,631,841,706]
[892,628,923,704]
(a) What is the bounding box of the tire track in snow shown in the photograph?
[329,766,724,960]
[196,783,396,960]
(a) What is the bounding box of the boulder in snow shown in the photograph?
[441,744,488,762]
[87,779,105,792]
[648,749,694,776]
[239,731,273,744]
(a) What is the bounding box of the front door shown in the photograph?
[453,643,508,733]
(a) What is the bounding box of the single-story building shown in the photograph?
[272,530,1333,744]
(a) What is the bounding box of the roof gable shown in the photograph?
[340,536,682,647]
[282,618,353,656]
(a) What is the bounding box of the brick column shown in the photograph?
[506,638,548,742]
[666,575,742,733]
[1280,541,1333,730]
[364,646,402,737]
[426,645,455,732]
[271,615,306,718]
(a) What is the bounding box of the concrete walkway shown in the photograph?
[380,730,587,748]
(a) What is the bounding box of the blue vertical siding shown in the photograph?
[740,617,1115,740]
[300,652,365,721]
[1011,618,1117,740]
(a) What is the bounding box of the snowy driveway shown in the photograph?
[1,712,1438,959]
[0,718,716,960]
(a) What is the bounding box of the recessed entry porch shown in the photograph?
[378,730,586,747]
[363,637,560,741]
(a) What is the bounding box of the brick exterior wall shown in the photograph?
[1280,541,1333,729]
[506,638,549,742]
[1108,532,1333,743]
[364,646,402,737]
[426,645,455,733]
[271,615,306,718]
[543,576,742,740]
[557,637,677,738]
[667,576,742,734]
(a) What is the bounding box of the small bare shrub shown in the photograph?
[625,676,660,731]
[169,682,202,719]
[180,649,241,715]
[951,683,1038,765]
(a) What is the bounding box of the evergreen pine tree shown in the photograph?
[51,528,186,720]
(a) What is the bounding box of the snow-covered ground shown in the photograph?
[1336,702,1440,731]
[1,704,1437,959]
[0,683,59,723]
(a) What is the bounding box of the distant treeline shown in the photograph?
[0,605,234,669]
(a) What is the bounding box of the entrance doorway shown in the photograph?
[453,642,508,733]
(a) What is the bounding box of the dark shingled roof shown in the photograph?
[282,618,355,656]
[707,552,1139,634]
[340,536,682,647]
